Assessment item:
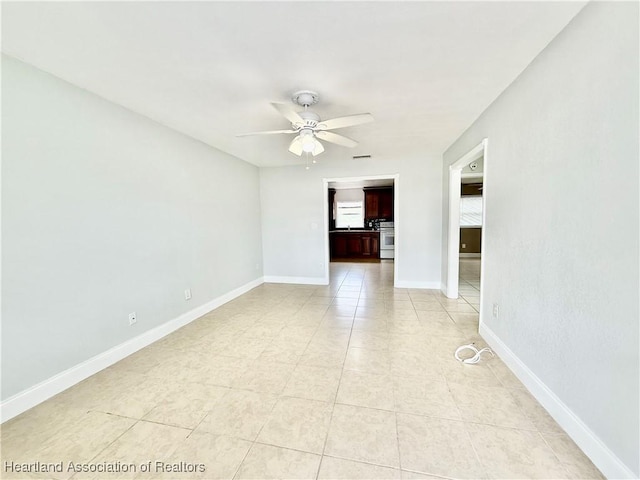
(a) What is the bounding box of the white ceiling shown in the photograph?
[2,2,586,167]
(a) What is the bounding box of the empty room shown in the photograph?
[1,2,638,479]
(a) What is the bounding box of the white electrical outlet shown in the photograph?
[462,243,467,249]
[492,303,499,319]
[184,289,192,300]
[128,312,137,325]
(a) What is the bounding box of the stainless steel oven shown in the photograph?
[379,221,395,259]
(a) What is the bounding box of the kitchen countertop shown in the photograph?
[329,230,379,233]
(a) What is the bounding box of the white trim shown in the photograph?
[394,280,441,289]
[446,139,487,299]
[263,275,327,285]
[0,277,264,423]
[480,323,637,480]
[459,253,482,258]
[447,166,462,298]
[392,174,399,286]
[323,179,331,285]
[477,140,489,333]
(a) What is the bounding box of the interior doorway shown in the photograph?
[458,173,483,311]
[446,139,488,301]
[322,174,400,286]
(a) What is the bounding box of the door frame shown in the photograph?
[323,174,400,286]
[446,138,488,299]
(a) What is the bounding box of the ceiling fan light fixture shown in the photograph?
[300,129,316,153]
[311,137,325,156]
[238,90,373,164]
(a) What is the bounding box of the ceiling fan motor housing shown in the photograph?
[297,110,320,128]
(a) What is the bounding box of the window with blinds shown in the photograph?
[460,196,483,227]
[336,201,364,228]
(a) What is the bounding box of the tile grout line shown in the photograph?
[443,371,490,479]
[313,263,361,480]
[538,431,579,479]
[80,417,142,476]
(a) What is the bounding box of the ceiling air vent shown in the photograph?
[352,154,372,160]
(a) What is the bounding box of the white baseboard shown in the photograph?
[479,323,637,480]
[440,283,448,296]
[459,253,481,258]
[394,280,441,289]
[0,276,264,423]
[263,275,327,285]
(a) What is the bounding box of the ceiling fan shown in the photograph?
[236,90,374,157]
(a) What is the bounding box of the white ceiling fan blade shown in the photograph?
[316,113,374,130]
[288,135,303,156]
[316,130,358,148]
[312,138,325,156]
[272,103,305,126]
[236,129,297,137]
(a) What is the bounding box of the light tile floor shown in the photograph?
[1,262,604,479]
[459,258,481,312]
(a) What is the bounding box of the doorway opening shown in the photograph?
[322,174,399,286]
[446,139,488,303]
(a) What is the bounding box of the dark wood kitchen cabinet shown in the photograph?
[347,235,362,255]
[364,190,379,219]
[332,234,347,257]
[378,188,393,219]
[328,188,336,230]
[362,235,379,256]
[330,232,380,260]
[364,187,394,220]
